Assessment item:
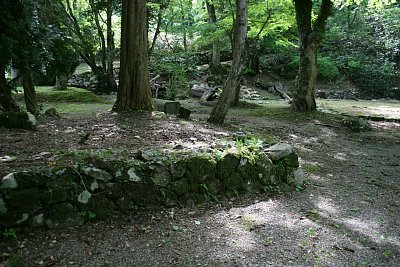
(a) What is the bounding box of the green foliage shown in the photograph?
[150,50,195,99]
[345,59,396,98]
[5,256,26,267]
[286,55,340,81]
[324,3,400,98]
[2,228,17,238]
[80,210,97,219]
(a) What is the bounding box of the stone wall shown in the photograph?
[0,143,303,231]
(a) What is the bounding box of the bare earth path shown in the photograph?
[1,101,399,266]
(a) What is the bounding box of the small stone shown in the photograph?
[287,169,304,187]
[127,168,141,182]
[83,167,112,182]
[1,173,18,189]
[32,213,44,227]
[77,190,92,204]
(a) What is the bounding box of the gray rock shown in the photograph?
[0,197,7,214]
[83,167,112,182]
[46,203,84,229]
[170,160,186,178]
[1,173,18,189]
[77,190,92,204]
[32,213,44,227]
[265,143,294,161]
[287,169,304,187]
[151,165,172,187]
[127,168,141,182]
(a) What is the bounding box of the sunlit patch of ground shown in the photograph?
[318,99,400,120]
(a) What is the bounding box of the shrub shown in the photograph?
[345,59,397,98]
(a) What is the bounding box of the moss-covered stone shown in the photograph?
[256,154,275,185]
[9,188,41,213]
[84,155,108,170]
[237,158,259,181]
[45,203,84,229]
[44,188,68,204]
[274,161,287,184]
[186,155,216,184]
[204,177,223,195]
[151,165,172,187]
[282,153,299,168]
[160,190,177,207]
[82,194,114,220]
[216,153,239,180]
[223,172,244,191]
[182,193,208,206]
[172,179,191,196]
[0,111,36,131]
[115,197,134,211]
[170,160,186,179]
[128,181,161,206]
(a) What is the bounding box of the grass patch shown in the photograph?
[40,102,112,116]
[302,163,322,174]
[14,87,108,103]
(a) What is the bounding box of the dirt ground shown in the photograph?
[1,98,400,266]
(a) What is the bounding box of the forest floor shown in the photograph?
[1,89,400,266]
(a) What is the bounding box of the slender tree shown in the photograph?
[291,0,333,112]
[207,0,248,124]
[113,0,154,112]
[206,0,223,74]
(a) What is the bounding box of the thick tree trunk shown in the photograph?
[292,41,318,111]
[207,0,247,124]
[113,0,153,112]
[291,0,332,112]
[0,64,20,112]
[55,74,68,90]
[20,67,38,115]
[206,1,222,74]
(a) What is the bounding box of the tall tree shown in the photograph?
[207,0,248,124]
[113,0,154,111]
[291,0,333,112]
[206,0,223,74]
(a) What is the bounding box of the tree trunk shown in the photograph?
[0,64,20,112]
[55,73,68,90]
[113,0,153,112]
[207,0,247,124]
[20,67,38,115]
[90,0,107,72]
[106,0,118,92]
[150,2,167,54]
[206,0,222,74]
[291,0,332,112]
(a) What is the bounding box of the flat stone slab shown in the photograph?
[265,143,294,161]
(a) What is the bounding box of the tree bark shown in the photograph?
[150,2,167,54]
[207,0,247,124]
[89,0,107,72]
[206,0,222,74]
[113,0,153,112]
[106,0,118,92]
[20,67,38,115]
[55,74,68,90]
[291,0,333,112]
[0,63,20,112]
